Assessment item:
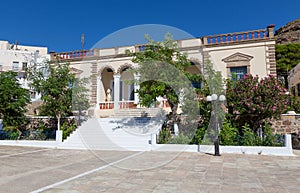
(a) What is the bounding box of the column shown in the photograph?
[134,74,140,105]
[113,74,120,109]
[96,76,101,108]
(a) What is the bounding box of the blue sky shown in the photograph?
[0,0,299,52]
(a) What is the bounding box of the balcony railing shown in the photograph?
[99,101,135,110]
[51,50,94,60]
[204,29,268,45]
[203,25,274,46]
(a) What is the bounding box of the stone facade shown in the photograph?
[271,114,300,134]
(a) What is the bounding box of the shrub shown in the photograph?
[262,123,283,146]
[157,127,171,144]
[61,122,77,140]
[167,133,192,144]
[219,120,239,145]
[241,124,260,146]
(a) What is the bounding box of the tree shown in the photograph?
[28,61,75,130]
[126,34,201,134]
[0,71,30,138]
[71,77,91,125]
[276,44,300,87]
[226,74,288,131]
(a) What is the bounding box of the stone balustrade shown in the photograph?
[50,50,94,60]
[203,25,275,45]
[99,101,135,110]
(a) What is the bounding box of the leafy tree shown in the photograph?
[28,61,75,130]
[226,74,288,131]
[0,71,30,139]
[126,34,201,133]
[275,44,300,87]
[71,77,91,125]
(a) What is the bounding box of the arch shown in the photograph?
[189,57,201,66]
[98,65,116,75]
[116,63,134,74]
[187,57,202,75]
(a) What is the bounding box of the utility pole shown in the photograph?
[81,33,85,50]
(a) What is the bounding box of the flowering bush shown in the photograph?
[226,74,288,131]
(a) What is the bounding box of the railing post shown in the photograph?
[267,24,275,38]
[203,37,208,45]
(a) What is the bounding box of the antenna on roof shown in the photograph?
[15,40,18,50]
[81,33,85,50]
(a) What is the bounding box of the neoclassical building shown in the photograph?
[50,25,276,117]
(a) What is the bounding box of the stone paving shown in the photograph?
[0,146,300,193]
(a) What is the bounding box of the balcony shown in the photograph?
[50,50,95,61]
[203,25,275,46]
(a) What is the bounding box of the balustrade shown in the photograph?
[204,29,268,45]
[52,50,94,60]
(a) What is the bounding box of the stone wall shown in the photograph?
[271,114,300,134]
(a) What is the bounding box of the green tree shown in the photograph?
[0,71,30,139]
[226,74,288,131]
[27,61,75,130]
[126,34,201,133]
[71,77,91,125]
[275,44,300,87]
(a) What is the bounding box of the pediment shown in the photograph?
[222,52,253,62]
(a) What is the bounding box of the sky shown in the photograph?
[0,0,299,52]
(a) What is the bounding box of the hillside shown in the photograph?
[275,18,300,44]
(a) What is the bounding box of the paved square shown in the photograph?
[0,146,300,193]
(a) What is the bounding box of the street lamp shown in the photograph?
[206,94,226,156]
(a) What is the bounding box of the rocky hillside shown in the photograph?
[275,18,300,44]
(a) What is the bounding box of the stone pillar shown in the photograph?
[56,130,63,144]
[113,74,120,109]
[134,74,140,105]
[202,36,208,45]
[285,134,292,149]
[267,24,275,38]
[96,76,101,108]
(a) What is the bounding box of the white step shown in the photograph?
[60,117,164,151]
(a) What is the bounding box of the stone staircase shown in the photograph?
[59,109,166,151]
[112,108,166,118]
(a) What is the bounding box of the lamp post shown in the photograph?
[207,94,226,156]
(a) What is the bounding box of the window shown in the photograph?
[12,61,19,71]
[30,91,36,99]
[138,45,146,52]
[230,66,247,81]
[192,81,201,89]
[22,62,27,70]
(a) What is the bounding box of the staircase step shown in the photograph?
[60,117,164,151]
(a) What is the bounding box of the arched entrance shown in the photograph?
[118,64,135,108]
[98,66,115,109]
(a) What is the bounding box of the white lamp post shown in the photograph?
[207,94,226,156]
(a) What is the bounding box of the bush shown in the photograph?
[262,123,283,146]
[157,127,171,144]
[219,120,238,145]
[167,133,192,144]
[241,124,260,146]
[61,122,77,140]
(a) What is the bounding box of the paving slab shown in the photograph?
[0,146,300,193]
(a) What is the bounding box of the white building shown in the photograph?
[0,40,49,101]
[50,25,276,117]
